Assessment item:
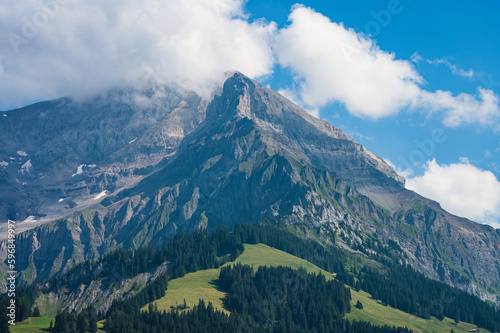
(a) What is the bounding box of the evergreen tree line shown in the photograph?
[14,226,241,332]
[0,286,39,332]
[49,225,244,291]
[0,299,11,333]
[5,222,500,332]
[52,226,243,330]
[0,283,41,326]
[104,264,412,333]
[219,264,352,332]
[105,272,169,319]
[231,223,355,287]
[358,261,500,331]
[51,306,98,333]
[103,226,244,318]
[59,222,500,332]
[233,223,500,332]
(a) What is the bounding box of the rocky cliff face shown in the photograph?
[1,73,499,304]
[36,261,169,316]
[0,84,206,226]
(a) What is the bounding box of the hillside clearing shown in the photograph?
[145,243,489,333]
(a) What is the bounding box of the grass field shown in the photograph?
[145,243,490,333]
[10,316,52,333]
[9,317,107,333]
[143,243,335,315]
[348,289,489,333]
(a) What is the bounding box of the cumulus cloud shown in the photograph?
[406,159,500,228]
[274,5,500,127]
[418,88,500,127]
[0,0,276,109]
[274,5,423,118]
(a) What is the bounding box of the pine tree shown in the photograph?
[77,313,89,333]
[89,305,98,333]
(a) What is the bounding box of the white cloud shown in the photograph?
[426,58,475,78]
[412,53,475,78]
[0,0,276,109]
[1,2,498,130]
[406,159,500,228]
[274,5,422,119]
[277,88,319,117]
[418,88,500,127]
[273,6,500,128]
[410,52,423,64]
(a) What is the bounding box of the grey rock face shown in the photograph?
[0,85,207,225]
[1,73,499,305]
[36,261,169,316]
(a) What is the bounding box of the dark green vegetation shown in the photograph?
[0,296,32,324]
[105,264,411,333]
[2,223,500,332]
[51,307,98,333]
[218,264,353,332]
[150,244,487,333]
[360,260,500,329]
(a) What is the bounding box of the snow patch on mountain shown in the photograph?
[72,164,85,177]
[94,190,107,200]
[20,159,32,174]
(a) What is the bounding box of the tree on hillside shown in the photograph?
[32,307,40,317]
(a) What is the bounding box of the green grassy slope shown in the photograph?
[10,317,106,333]
[144,243,334,315]
[10,317,53,333]
[145,243,490,333]
[348,289,487,333]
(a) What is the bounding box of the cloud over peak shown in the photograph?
[0,0,276,109]
[1,2,499,129]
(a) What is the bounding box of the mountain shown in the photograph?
[1,72,499,304]
[0,84,206,227]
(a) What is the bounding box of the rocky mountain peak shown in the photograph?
[212,73,406,209]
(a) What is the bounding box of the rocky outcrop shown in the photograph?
[37,261,169,315]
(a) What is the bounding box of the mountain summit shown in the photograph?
[1,73,499,303]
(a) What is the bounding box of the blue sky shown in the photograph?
[1,0,499,226]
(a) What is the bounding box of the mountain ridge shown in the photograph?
[1,72,499,305]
